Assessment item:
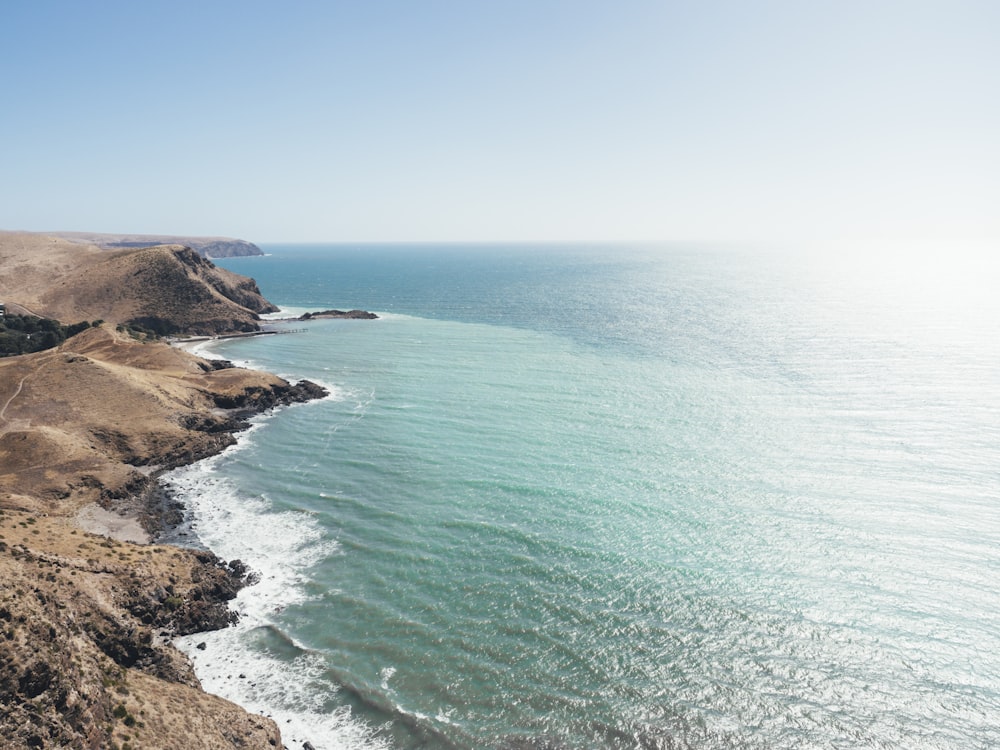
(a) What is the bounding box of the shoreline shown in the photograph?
[167,305,378,356]
[0,233,379,748]
[0,233,361,748]
[0,325,329,749]
[158,334,375,750]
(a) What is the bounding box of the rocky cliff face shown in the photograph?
[0,511,283,750]
[83,245,279,336]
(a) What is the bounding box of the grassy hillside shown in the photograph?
[0,232,276,336]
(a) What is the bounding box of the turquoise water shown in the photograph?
[170,244,1000,749]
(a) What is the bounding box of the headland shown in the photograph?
[44,231,264,258]
[0,231,327,749]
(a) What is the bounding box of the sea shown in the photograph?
[166,242,1000,750]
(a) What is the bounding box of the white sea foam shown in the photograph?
[166,424,389,750]
[171,337,230,360]
[260,305,315,320]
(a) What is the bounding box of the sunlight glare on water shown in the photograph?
[172,243,1000,749]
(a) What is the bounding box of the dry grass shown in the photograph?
[0,233,303,748]
[0,326,287,513]
[0,509,282,749]
[0,231,274,334]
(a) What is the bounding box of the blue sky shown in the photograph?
[2,0,998,242]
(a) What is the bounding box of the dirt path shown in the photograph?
[0,374,28,426]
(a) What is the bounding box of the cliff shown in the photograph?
[46,232,264,258]
[0,232,276,336]
[0,233,326,749]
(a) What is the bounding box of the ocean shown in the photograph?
[167,243,1000,749]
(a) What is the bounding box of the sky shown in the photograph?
[2,0,999,243]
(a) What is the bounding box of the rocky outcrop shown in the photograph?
[299,309,378,320]
[0,515,283,749]
[209,378,329,412]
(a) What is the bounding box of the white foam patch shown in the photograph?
[173,338,230,360]
[166,435,389,750]
[379,666,396,692]
[260,305,315,320]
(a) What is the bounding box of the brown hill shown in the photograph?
[0,231,276,335]
[0,325,305,511]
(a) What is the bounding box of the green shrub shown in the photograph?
[0,314,93,357]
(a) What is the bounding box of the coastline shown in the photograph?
[0,325,329,750]
[0,234,382,748]
[160,332,380,750]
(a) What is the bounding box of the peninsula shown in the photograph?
[44,232,264,258]
[0,231,321,749]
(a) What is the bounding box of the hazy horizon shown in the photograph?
[4,1,998,244]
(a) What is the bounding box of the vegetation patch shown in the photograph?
[0,315,101,356]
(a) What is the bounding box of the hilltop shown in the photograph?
[0,231,276,336]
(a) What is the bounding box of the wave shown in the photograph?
[260,305,315,320]
[165,420,390,750]
[171,337,230,360]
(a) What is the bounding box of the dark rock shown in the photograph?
[196,642,207,651]
[298,309,378,320]
[17,660,53,699]
[118,550,257,637]
[180,413,247,434]
[83,611,158,670]
[197,358,236,372]
[211,379,328,413]
[285,379,330,403]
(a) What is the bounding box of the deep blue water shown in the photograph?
[169,243,1000,749]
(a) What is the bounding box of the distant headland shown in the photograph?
[45,231,264,258]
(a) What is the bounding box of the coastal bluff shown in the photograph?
[0,232,323,749]
[0,231,276,336]
[46,231,264,258]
